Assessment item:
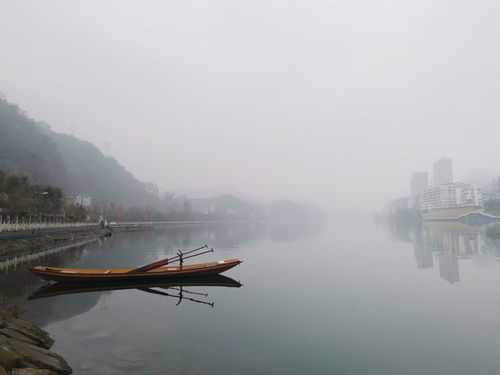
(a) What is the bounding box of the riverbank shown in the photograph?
[0,308,72,374]
[109,224,153,233]
[0,228,111,262]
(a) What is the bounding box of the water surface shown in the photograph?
[3,220,500,374]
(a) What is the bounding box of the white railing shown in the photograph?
[0,218,99,233]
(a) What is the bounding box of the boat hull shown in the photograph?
[30,259,242,282]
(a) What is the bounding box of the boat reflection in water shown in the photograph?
[28,275,242,308]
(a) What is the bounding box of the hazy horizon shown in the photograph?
[1,0,499,213]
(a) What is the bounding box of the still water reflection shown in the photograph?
[3,220,500,374]
[388,221,500,283]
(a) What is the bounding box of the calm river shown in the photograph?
[3,220,500,375]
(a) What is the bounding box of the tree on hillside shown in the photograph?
[0,171,64,217]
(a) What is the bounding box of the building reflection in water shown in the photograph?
[389,221,500,283]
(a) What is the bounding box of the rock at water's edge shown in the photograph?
[7,338,72,375]
[0,345,23,370]
[0,310,72,374]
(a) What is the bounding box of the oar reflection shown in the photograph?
[139,286,215,307]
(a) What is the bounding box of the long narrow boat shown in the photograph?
[30,258,242,282]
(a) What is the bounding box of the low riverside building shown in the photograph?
[419,182,482,211]
[67,193,92,208]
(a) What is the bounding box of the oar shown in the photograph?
[128,245,208,273]
[138,287,214,307]
[162,287,208,297]
[167,248,214,264]
[174,244,208,258]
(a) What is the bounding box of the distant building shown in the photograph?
[73,194,92,208]
[433,157,453,185]
[410,172,429,197]
[388,197,412,215]
[419,182,482,211]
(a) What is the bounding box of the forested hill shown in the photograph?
[0,99,66,187]
[0,97,158,205]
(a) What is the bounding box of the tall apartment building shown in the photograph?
[419,182,482,211]
[410,172,429,197]
[433,157,453,185]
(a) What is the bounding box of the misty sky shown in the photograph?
[1,0,499,213]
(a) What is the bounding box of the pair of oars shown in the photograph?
[128,245,213,273]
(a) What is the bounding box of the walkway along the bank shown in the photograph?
[0,220,100,241]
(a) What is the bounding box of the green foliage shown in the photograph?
[64,203,89,220]
[484,199,500,216]
[0,171,65,217]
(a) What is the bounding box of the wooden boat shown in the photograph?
[30,258,242,282]
[29,275,242,300]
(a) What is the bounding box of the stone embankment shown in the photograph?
[0,228,111,260]
[109,224,153,233]
[0,309,72,374]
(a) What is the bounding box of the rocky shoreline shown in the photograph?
[0,309,72,374]
[0,225,146,374]
[0,229,113,374]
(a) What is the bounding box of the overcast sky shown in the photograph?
[1,0,499,213]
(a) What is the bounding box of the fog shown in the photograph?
[1,0,499,213]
